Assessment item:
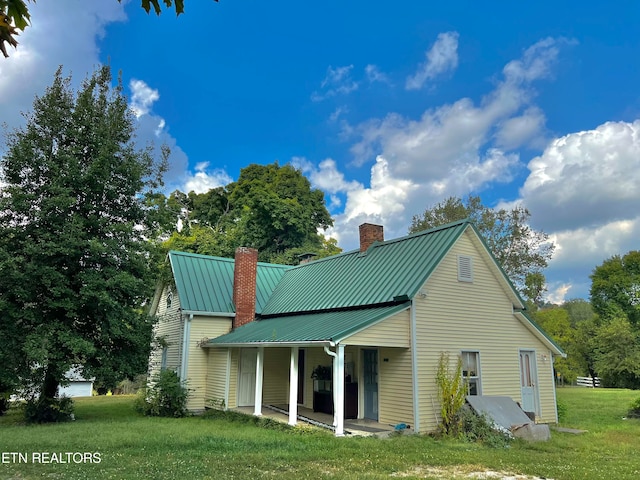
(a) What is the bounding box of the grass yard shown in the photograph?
[0,388,638,479]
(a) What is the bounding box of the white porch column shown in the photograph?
[335,344,345,437]
[288,346,299,426]
[254,346,264,416]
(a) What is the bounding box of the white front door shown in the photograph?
[519,350,538,415]
[238,348,257,407]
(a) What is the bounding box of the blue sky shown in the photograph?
[1,0,640,302]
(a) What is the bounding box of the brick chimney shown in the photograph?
[233,247,258,329]
[359,223,384,252]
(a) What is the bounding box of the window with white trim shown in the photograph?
[461,351,481,395]
[166,290,173,309]
[458,255,473,282]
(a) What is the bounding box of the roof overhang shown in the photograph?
[181,310,235,318]
[514,310,566,357]
[203,340,334,349]
[204,303,410,347]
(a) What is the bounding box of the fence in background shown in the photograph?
[576,376,601,387]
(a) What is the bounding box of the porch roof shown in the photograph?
[205,302,410,346]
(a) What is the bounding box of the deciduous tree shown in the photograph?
[0,66,165,419]
[410,195,554,295]
[590,251,640,326]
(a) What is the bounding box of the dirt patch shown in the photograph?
[391,465,553,479]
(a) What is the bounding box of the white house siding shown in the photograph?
[148,285,184,382]
[343,310,410,347]
[263,348,290,405]
[227,348,239,409]
[414,229,558,432]
[186,316,232,411]
[378,347,414,427]
[205,348,229,408]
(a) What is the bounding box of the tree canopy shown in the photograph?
[0,66,165,419]
[590,250,640,326]
[0,0,219,58]
[154,163,337,264]
[409,195,555,298]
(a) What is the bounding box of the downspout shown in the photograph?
[180,313,193,384]
[323,344,345,436]
[410,300,420,433]
[323,345,338,427]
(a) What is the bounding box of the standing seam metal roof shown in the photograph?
[207,303,410,345]
[260,220,468,316]
[168,251,290,314]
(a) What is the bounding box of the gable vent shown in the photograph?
[458,255,473,283]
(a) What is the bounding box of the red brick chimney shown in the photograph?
[233,247,258,329]
[359,223,384,252]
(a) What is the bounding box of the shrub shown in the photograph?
[135,370,189,418]
[23,396,74,424]
[627,396,640,419]
[435,352,466,435]
[458,406,512,448]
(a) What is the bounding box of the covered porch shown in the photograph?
[204,304,413,437]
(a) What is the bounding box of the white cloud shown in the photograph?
[183,162,233,194]
[311,65,359,101]
[520,120,640,231]
[129,79,160,118]
[406,31,459,90]
[365,64,390,84]
[329,106,349,123]
[0,0,127,131]
[495,107,547,150]
[542,218,640,301]
[305,37,573,252]
[351,37,567,171]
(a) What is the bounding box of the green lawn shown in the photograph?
[0,388,639,479]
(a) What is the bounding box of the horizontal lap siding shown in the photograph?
[263,348,290,404]
[148,286,183,382]
[304,347,331,410]
[378,347,414,426]
[415,230,557,432]
[186,316,232,411]
[228,348,239,409]
[205,349,228,408]
[343,310,410,347]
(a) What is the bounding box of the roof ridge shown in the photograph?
[168,250,290,269]
[285,219,471,271]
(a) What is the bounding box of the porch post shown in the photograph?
[335,344,345,437]
[254,346,264,416]
[288,346,299,426]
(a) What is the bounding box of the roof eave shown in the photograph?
[514,311,566,357]
[204,340,334,348]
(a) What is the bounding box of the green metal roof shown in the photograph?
[207,303,410,345]
[168,251,290,314]
[261,220,468,316]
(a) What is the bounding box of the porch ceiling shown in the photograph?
[205,303,410,346]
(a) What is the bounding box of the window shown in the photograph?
[461,351,481,395]
[161,347,168,371]
[458,255,473,283]
[166,290,173,309]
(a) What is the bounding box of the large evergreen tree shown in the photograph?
[0,66,165,419]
